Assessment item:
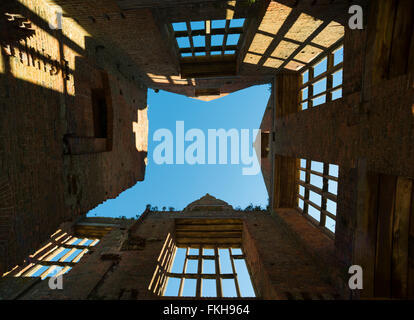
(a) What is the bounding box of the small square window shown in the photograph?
[212,19,226,29]
[313,78,327,96]
[193,35,205,47]
[310,174,323,189]
[226,34,240,46]
[300,159,306,168]
[302,70,309,84]
[182,279,197,297]
[231,248,243,255]
[224,50,236,55]
[328,180,338,195]
[329,164,339,177]
[301,87,308,101]
[172,22,187,32]
[331,89,342,100]
[229,18,245,28]
[334,46,343,66]
[325,216,336,233]
[300,170,306,182]
[222,279,238,297]
[327,199,337,215]
[313,58,327,77]
[190,21,204,30]
[186,260,198,274]
[311,161,323,173]
[309,191,321,206]
[301,102,308,110]
[313,94,326,106]
[189,248,199,255]
[202,259,215,274]
[332,69,343,88]
[164,277,181,296]
[308,204,320,222]
[202,279,217,297]
[212,34,224,46]
[203,248,214,255]
[176,37,190,48]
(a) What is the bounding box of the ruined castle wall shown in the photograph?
[0,0,148,274]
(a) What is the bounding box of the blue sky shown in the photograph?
[88,84,271,218]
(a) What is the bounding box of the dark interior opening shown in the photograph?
[91,88,108,138]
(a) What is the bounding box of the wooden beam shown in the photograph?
[374,174,397,298]
[117,0,237,10]
[222,19,230,55]
[388,0,414,77]
[176,224,243,231]
[176,238,242,245]
[167,272,235,280]
[179,45,237,53]
[30,260,76,267]
[180,59,236,78]
[369,0,398,83]
[176,218,242,225]
[407,183,414,298]
[391,177,412,298]
[353,162,379,298]
[176,231,242,238]
[174,27,244,38]
[273,155,298,209]
[205,20,211,56]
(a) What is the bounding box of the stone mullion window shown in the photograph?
[173,18,246,58]
[300,41,344,110]
[4,230,100,279]
[297,158,339,236]
[161,246,254,298]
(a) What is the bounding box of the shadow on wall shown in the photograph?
[0,1,147,274]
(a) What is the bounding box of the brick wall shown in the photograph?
[0,0,148,274]
[17,210,338,299]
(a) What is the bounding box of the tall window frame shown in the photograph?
[162,245,255,298]
[2,229,99,279]
[300,41,344,110]
[296,158,339,236]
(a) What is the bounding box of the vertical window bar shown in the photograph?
[215,247,222,298]
[304,159,311,215]
[320,163,329,228]
[326,52,334,102]
[196,245,202,298]
[205,20,211,56]
[229,248,241,298]
[222,20,230,55]
[308,68,313,108]
[186,21,195,57]
[178,247,189,297]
